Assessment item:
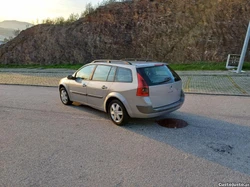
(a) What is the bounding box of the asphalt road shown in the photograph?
[0,85,250,187]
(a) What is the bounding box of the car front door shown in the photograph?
[68,65,96,104]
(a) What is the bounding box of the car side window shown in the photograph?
[107,66,116,82]
[92,65,111,81]
[76,65,95,80]
[115,67,132,83]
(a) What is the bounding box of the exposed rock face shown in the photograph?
[0,0,249,65]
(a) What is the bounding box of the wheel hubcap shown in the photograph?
[110,103,123,123]
[61,89,68,103]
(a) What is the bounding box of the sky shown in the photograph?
[0,0,101,23]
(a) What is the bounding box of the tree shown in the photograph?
[2,29,20,44]
[66,13,79,23]
[3,37,11,44]
[99,0,118,6]
[81,3,95,17]
[42,18,54,24]
[54,17,65,25]
[13,29,21,37]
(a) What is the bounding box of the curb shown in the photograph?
[0,83,58,88]
[185,92,250,97]
[1,83,249,97]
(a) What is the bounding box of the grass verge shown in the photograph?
[0,64,82,70]
[0,62,249,71]
[169,61,250,71]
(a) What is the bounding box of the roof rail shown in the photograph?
[120,58,154,62]
[92,59,132,65]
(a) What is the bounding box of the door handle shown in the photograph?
[83,83,87,87]
[102,85,107,89]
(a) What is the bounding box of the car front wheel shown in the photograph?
[60,87,72,105]
[108,99,129,126]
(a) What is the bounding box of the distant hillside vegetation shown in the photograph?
[0,20,33,42]
[0,20,32,30]
[0,27,14,41]
[0,0,249,65]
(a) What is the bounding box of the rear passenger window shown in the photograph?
[115,67,132,83]
[92,65,111,81]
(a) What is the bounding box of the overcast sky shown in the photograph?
[0,0,101,23]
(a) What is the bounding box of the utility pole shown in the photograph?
[237,21,250,73]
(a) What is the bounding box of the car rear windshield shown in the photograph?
[136,65,181,86]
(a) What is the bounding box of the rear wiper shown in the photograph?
[158,77,172,84]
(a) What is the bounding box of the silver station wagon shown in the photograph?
[59,60,185,125]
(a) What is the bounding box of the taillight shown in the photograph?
[154,63,164,66]
[136,73,149,96]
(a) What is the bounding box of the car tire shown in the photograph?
[108,99,129,126]
[60,87,72,105]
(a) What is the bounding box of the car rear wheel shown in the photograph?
[60,87,72,105]
[108,99,129,126]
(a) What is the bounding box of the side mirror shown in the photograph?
[67,75,76,80]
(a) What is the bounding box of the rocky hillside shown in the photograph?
[0,0,249,65]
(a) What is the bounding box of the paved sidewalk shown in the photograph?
[0,68,249,96]
[178,71,250,96]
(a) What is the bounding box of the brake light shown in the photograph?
[154,63,164,66]
[136,73,149,96]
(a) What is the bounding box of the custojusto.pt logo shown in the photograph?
[218,183,250,187]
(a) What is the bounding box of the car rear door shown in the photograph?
[137,64,182,108]
[86,65,115,110]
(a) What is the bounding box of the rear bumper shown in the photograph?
[134,91,185,118]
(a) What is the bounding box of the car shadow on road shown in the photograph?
[65,103,250,175]
[67,102,110,120]
[124,112,250,176]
